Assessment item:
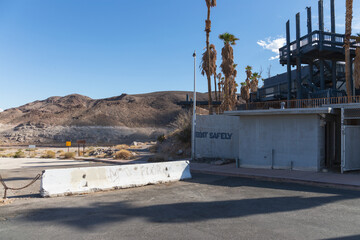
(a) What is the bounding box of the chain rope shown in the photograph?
[0,173,42,199]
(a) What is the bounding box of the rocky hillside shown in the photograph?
[0,91,208,127]
[0,91,208,144]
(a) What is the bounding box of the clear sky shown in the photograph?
[0,0,359,110]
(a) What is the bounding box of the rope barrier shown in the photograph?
[0,173,42,199]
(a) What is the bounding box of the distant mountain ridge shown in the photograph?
[0,91,208,128]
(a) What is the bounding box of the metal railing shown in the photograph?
[279,31,358,60]
[237,96,360,111]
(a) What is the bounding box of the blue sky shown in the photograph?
[0,0,359,110]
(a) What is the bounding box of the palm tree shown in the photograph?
[250,72,260,93]
[230,64,238,102]
[240,66,252,102]
[204,0,217,114]
[216,73,222,100]
[219,33,239,111]
[245,65,252,80]
[201,44,217,110]
[345,0,353,98]
[211,47,218,102]
[240,82,250,103]
[218,76,225,101]
[214,69,218,101]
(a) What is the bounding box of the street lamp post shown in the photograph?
[191,51,197,161]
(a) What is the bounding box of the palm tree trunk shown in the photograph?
[218,82,221,101]
[214,73,218,101]
[345,0,353,99]
[206,6,213,114]
[225,76,230,111]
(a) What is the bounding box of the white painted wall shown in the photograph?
[238,114,324,171]
[195,115,239,159]
[195,113,325,171]
[41,161,191,197]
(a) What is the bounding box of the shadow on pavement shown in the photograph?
[8,193,41,199]
[186,173,360,197]
[19,174,360,230]
[323,234,360,240]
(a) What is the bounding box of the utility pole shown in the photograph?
[192,51,197,161]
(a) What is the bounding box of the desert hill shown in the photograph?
[0,91,208,127]
[0,91,208,144]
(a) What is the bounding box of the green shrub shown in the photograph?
[41,150,56,159]
[13,150,25,158]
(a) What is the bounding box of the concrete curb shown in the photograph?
[190,168,360,191]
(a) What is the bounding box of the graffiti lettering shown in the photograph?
[196,132,208,138]
[196,131,232,140]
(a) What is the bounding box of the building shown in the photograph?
[194,0,360,174]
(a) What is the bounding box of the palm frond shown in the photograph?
[219,32,239,45]
[211,0,216,7]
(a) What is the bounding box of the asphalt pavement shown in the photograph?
[1,173,360,240]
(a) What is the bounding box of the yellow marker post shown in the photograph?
[66,141,71,152]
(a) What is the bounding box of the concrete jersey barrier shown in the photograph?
[40,160,191,197]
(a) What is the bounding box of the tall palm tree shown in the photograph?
[250,72,260,93]
[245,65,252,80]
[201,44,217,109]
[217,73,222,100]
[204,0,217,114]
[240,82,250,103]
[230,64,238,102]
[241,66,252,102]
[219,32,239,111]
[345,0,353,98]
[211,46,218,102]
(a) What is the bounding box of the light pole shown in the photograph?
[191,51,197,161]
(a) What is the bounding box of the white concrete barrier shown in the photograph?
[40,160,191,197]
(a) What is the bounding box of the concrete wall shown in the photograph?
[238,114,324,171]
[343,126,360,171]
[195,115,239,159]
[41,161,191,197]
[195,114,325,171]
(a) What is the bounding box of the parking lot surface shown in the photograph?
[1,172,360,240]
